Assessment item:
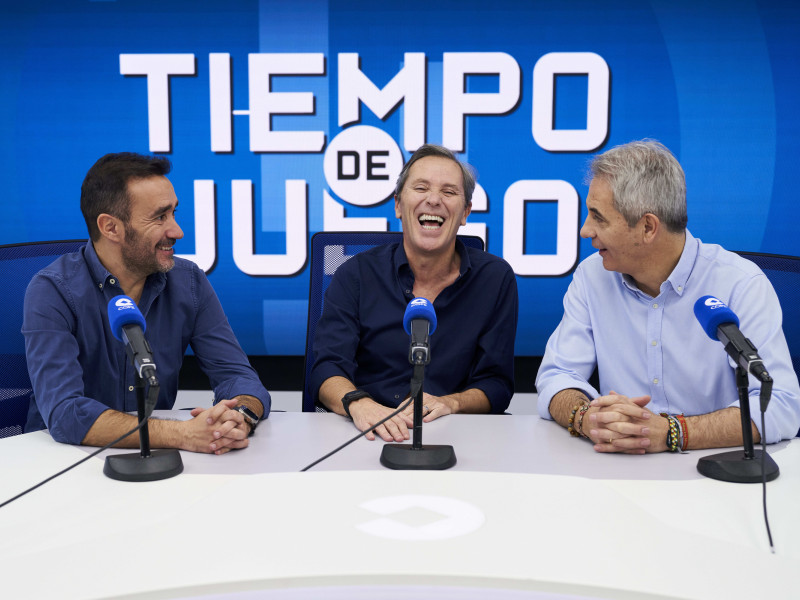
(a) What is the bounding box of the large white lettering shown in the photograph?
[231,179,308,275]
[532,52,610,152]
[338,53,426,152]
[119,53,195,152]
[442,53,521,152]
[503,180,579,276]
[175,180,217,272]
[248,53,325,152]
[209,53,232,153]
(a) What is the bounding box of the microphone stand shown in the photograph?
[103,370,184,482]
[697,365,779,483]
[380,349,457,470]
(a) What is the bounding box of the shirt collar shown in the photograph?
[84,240,167,298]
[664,229,696,296]
[619,229,695,298]
[85,241,118,291]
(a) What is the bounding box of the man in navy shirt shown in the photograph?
[310,145,518,442]
[23,153,270,453]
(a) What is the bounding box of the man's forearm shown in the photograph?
[685,406,760,449]
[548,389,592,428]
[441,388,492,414]
[81,409,182,448]
[318,376,357,415]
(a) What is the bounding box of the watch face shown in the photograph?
[237,406,258,422]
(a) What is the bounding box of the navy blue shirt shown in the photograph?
[310,241,518,413]
[22,242,270,444]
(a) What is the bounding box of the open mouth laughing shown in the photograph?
[419,214,444,230]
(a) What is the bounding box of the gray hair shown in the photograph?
[394,144,475,207]
[587,139,687,233]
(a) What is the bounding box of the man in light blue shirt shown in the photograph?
[536,140,800,453]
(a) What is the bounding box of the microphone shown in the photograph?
[693,295,779,485]
[104,296,183,482]
[380,297,455,470]
[107,295,158,383]
[403,297,437,365]
[693,295,770,383]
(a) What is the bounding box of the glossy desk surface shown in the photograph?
[1,409,797,600]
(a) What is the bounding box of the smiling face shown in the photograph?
[120,176,184,278]
[580,177,646,276]
[394,155,471,257]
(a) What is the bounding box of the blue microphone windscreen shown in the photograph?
[107,295,146,341]
[403,297,437,335]
[693,295,739,340]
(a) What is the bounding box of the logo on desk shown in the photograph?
[356,494,485,541]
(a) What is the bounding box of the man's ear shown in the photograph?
[641,213,660,244]
[97,213,123,243]
[461,201,472,226]
[394,193,402,219]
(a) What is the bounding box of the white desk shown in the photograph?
[1,410,797,600]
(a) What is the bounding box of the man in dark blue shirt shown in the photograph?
[310,145,517,442]
[23,153,270,453]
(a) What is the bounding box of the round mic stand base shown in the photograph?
[697,449,779,484]
[380,444,456,470]
[104,449,184,482]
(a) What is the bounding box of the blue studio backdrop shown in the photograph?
[2,0,798,357]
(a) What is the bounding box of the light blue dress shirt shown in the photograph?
[536,230,800,443]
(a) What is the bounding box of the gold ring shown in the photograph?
[608,437,613,444]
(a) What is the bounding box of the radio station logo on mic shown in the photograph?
[704,297,726,310]
[115,297,136,310]
[409,298,429,308]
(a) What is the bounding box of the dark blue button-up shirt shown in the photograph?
[22,242,270,444]
[310,241,518,413]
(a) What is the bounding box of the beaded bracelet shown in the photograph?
[568,401,589,437]
[675,413,689,451]
[576,403,591,438]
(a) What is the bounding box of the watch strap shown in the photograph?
[235,405,260,435]
[341,389,372,419]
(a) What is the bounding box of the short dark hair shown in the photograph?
[80,152,172,241]
[394,144,475,207]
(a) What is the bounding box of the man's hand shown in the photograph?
[585,392,666,454]
[185,398,250,454]
[400,392,456,424]
[350,397,413,442]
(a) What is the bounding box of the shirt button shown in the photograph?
[128,386,134,392]
[110,278,116,285]
[651,340,657,346]
[98,283,103,289]
[677,286,683,292]
[405,289,411,294]
[653,378,659,384]
[652,303,659,309]
[394,394,400,399]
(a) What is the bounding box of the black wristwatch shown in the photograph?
[235,405,260,436]
[341,389,372,419]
